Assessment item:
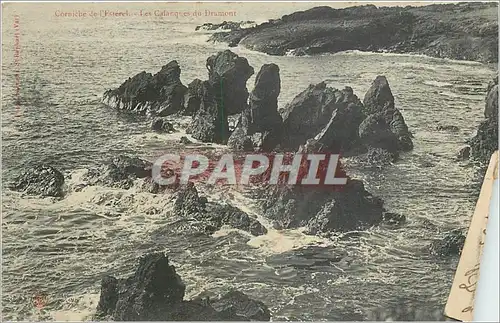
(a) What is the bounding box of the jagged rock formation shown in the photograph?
[170,183,267,236]
[9,164,65,197]
[187,50,254,144]
[206,50,254,115]
[358,114,400,155]
[208,3,498,63]
[469,77,498,165]
[183,79,204,116]
[280,82,365,152]
[186,80,230,144]
[274,75,411,164]
[94,253,271,321]
[362,76,413,152]
[261,178,387,234]
[102,61,188,116]
[228,64,283,151]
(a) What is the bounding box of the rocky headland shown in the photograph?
[204,2,498,63]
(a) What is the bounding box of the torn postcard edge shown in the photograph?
[444,150,499,321]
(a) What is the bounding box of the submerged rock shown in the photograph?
[82,155,152,189]
[456,145,471,161]
[94,253,271,321]
[172,182,207,217]
[186,51,254,144]
[429,229,466,257]
[382,212,406,226]
[102,61,187,116]
[151,117,176,133]
[228,64,283,151]
[362,76,413,152]
[179,136,193,144]
[9,164,65,197]
[436,124,459,132]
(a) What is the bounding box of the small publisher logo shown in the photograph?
[33,293,47,310]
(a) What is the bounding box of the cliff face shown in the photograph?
[208,3,498,63]
[469,77,498,165]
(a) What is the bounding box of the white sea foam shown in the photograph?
[423,80,453,88]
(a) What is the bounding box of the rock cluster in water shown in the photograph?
[101,49,413,160]
[9,164,65,197]
[37,49,415,237]
[94,252,271,321]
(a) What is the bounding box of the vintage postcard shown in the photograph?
[1,1,498,321]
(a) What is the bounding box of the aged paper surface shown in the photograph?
[445,151,499,321]
[1,2,498,321]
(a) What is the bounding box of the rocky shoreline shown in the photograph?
[17,49,416,237]
[8,47,496,320]
[468,76,498,166]
[202,3,498,63]
[16,48,483,245]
